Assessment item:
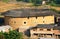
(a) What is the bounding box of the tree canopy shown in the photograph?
[48,0,60,6]
[16,0,60,6]
[1,0,60,6]
[0,30,23,39]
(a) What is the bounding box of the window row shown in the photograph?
[10,21,46,24]
[33,29,51,31]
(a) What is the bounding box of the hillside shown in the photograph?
[0,2,19,12]
[0,1,60,12]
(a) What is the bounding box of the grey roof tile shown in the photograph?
[30,24,60,30]
[2,8,58,17]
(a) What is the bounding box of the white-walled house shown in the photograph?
[0,25,12,32]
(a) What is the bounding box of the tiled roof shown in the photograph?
[2,8,58,17]
[30,24,60,30]
[53,26,60,30]
[0,25,11,30]
[36,24,55,29]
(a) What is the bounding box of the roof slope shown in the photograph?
[36,24,55,29]
[30,24,55,29]
[30,24,60,30]
[2,8,58,17]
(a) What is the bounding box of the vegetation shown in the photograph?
[2,0,9,2]
[31,0,42,6]
[16,0,60,6]
[47,0,60,6]
[0,0,60,13]
[0,30,23,39]
[1,0,60,6]
[17,0,42,6]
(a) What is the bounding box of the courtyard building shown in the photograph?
[30,24,60,39]
[2,8,60,39]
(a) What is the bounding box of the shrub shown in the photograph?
[0,30,23,39]
[0,31,5,39]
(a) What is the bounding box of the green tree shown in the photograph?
[49,0,60,4]
[31,0,42,6]
[5,30,23,39]
[8,30,23,39]
[55,0,60,4]
[0,30,23,39]
[48,0,60,6]
[0,31,5,39]
[3,32,10,39]
[16,0,42,6]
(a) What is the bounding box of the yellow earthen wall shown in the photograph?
[5,15,54,29]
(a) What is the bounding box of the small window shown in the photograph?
[43,21,45,23]
[27,17,29,19]
[47,29,51,31]
[24,22,26,24]
[33,33,38,36]
[39,34,43,37]
[40,29,43,31]
[33,29,36,31]
[36,17,37,19]
[43,16,45,19]
[33,28,37,31]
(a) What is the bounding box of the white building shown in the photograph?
[0,25,12,32]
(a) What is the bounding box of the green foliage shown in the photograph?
[0,31,5,39]
[0,30,23,39]
[2,0,9,2]
[50,1,56,6]
[31,0,42,6]
[16,0,60,6]
[16,0,42,6]
[48,0,60,6]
